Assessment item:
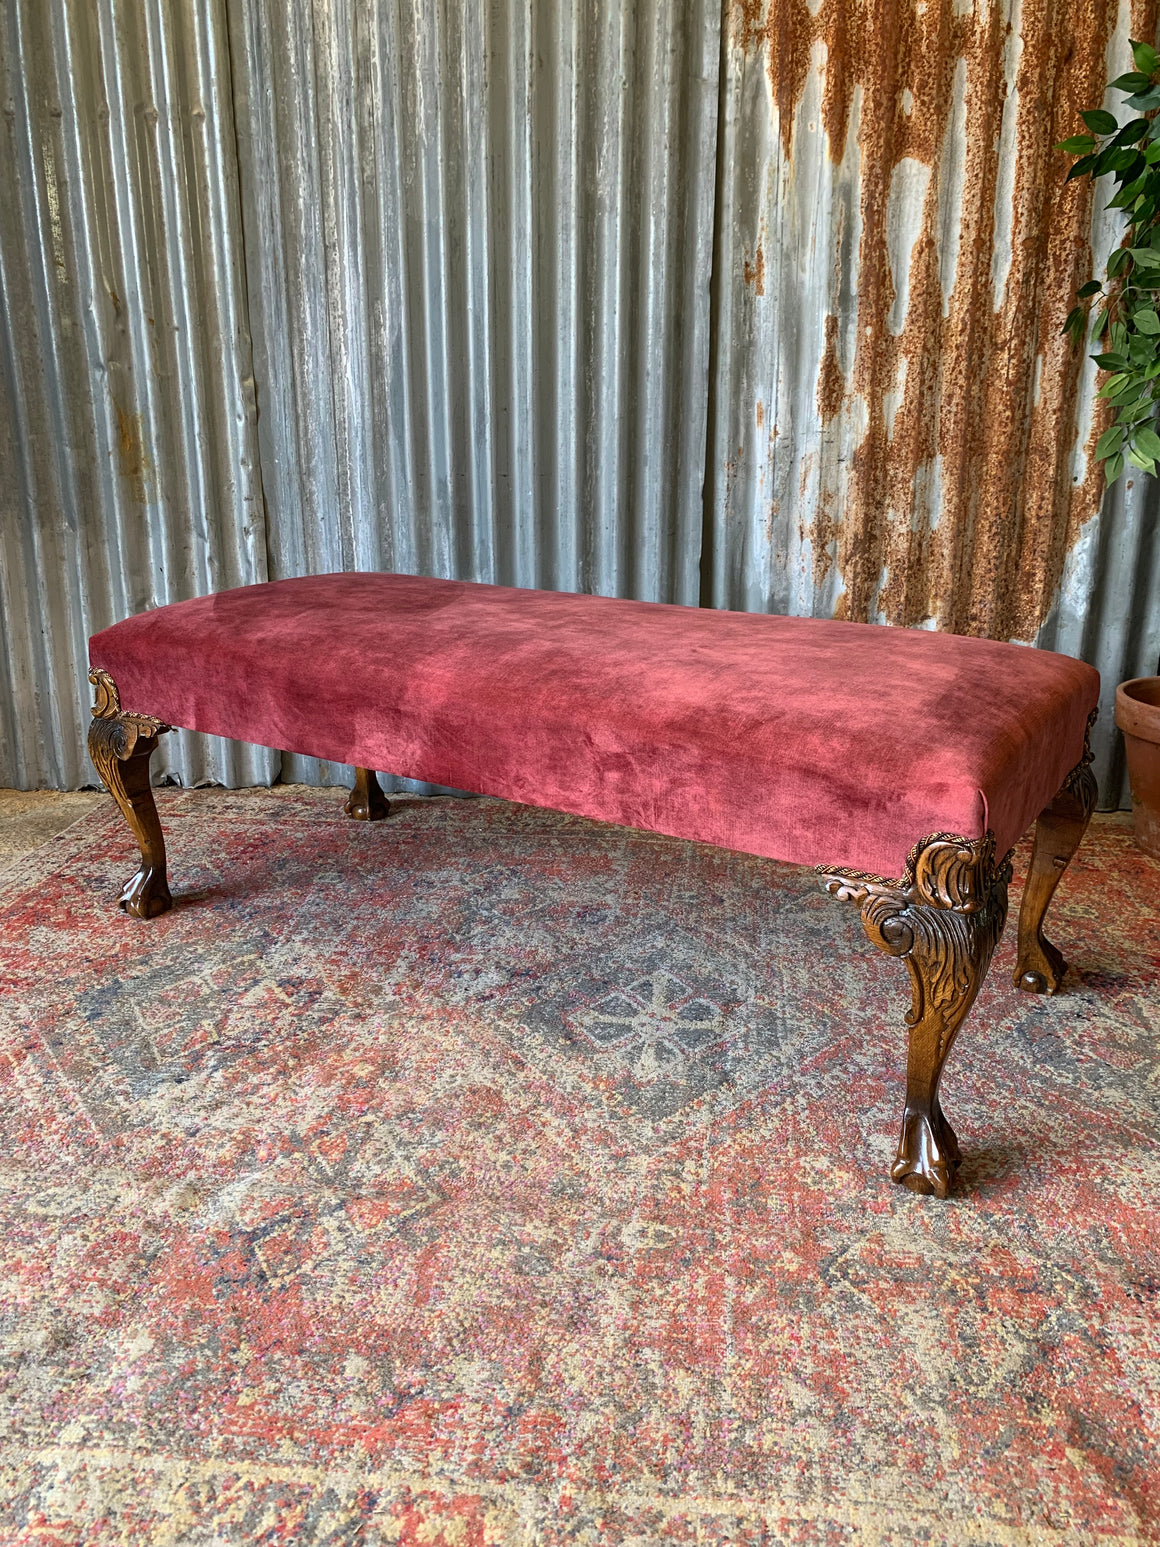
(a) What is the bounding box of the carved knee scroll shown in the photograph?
[1014,713,1098,995]
[822,834,1012,1199]
[87,669,172,919]
[344,766,388,821]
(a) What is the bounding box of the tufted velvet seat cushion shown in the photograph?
[89,573,1100,879]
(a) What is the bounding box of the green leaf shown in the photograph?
[1082,108,1120,135]
[1077,280,1103,298]
[1113,118,1150,144]
[1092,352,1127,368]
[1134,308,1160,333]
[1131,39,1159,75]
[1119,401,1151,422]
[1128,246,1160,265]
[1117,371,1149,390]
[1105,451,1125,481]
[1108,147,1143,172]
[1101,373,1148,404]
[1093,308,1111,338]
[1108,247,1133,277]
[1096,425,1126,457]
[1056,134,1097,154]
[1063,306,1083,337]
[1145,141,1160,162]
[1126,443,1156,472]
[1125,88,1160,110]
[1112,379,1147,404]
[1136,425,1160,460]
[1066,154,1098,181]
[1111,71,1152,91]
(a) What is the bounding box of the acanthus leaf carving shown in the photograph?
[86,668,172,919]
[88,668,168,754]
[820,831,1012,1197]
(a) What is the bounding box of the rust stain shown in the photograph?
[812,311,846,593]
[115,402,154,505]
[816,311,845,422]
[744,244,766,293]
[756,400,765,428]
[731,0,1157,641]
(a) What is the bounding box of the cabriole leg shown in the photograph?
[87,669,172,919]
[823,834,1012,1198]
[344,766,388,821]
[1014,745,1097,995]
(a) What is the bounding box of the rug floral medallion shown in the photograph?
[1,788,1157,1545]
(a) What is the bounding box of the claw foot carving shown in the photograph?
[1014,712,1097,996]
[822,831,1011,1198]
[344,767,389,821]
[892,1104,961,1198]
[87,668,172,919]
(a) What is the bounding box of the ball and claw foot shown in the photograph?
[1015,941,1067,997]
[822,832,1011,1200]
[891,1103,962,1199]
[88,669,173,921]
[345,767,389,822]
[119,863,173,920]
[1012,732,1096,998]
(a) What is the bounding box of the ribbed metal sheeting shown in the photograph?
[1039,472,1160,803]
[0,0,274,789]
[227,0,721,786]
[3,0,1159,808]
[0,0,720,792]
[705,0,1160,804]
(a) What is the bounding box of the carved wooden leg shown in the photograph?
[822,834,1012,1198]
[1013,735,1097,995]
[87,669,172,919]
[344,766,388,821]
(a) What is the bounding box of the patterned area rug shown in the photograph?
[1,788,1158,1545]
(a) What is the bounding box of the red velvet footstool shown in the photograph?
[87,573,1100,1197]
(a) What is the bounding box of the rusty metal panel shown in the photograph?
[228,0,722,787]
[0,0,273,790]
[705,0,1160,804]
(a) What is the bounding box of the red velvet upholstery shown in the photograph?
[89,574,1099,879]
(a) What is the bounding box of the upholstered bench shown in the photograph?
[87,574,1100,1198]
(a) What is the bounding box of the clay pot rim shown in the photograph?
[1115,675,1160,745]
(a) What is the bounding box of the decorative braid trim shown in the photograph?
[818,708,1097,894]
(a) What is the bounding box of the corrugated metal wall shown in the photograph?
[2,0,1157,806]
[0,0,274,789]
[705,0,1160,803]
[226,0,720,785]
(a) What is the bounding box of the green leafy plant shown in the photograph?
[1061,37,1160,482]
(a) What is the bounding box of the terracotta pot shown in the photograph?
[1115,676,1160,859]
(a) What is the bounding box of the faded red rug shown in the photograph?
[1,788,1158,1545]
